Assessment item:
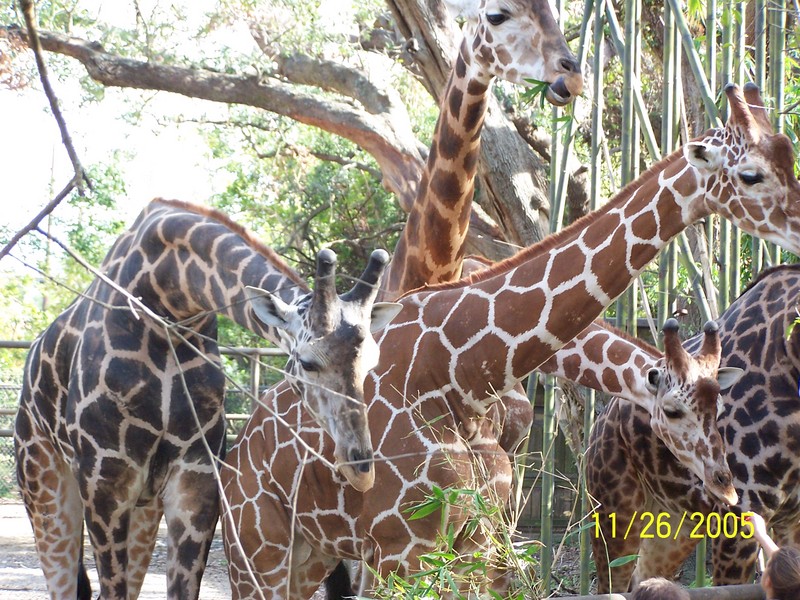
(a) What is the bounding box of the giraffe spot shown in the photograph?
[590,228,630,294]
[512,336,558,379]
[185,259,207,297]
[601,368,623,394]
[143,230,168,265]
[442,294,489,348]
[118,249,144,288]
[124,425,158,465]
[430,169,464,209]
[546,243,586,289]
[449,87,464,120]
[630,209,658,242]
[81,395,123,451]
[424,209,456,266]
[455,52,467,78]
[467,79,488,96]
[659,161,698,197]
[787,424,800,454]
[464,99,486,133]
[495,47,511,66]
[462,148,479,177]
[438,119,463,161]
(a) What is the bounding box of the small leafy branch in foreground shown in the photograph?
[368,485,544,599]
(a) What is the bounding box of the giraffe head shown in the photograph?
[646,319,743,506]
[459,0,583,105]
[683,83,800,254]
[246,249,402,491]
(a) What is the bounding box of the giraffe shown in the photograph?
[220,83,800,598]
[586,263,800,592]
[378,0,583,300]
[13,198,401,600]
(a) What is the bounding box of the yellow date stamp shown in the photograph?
[592,511,756,540]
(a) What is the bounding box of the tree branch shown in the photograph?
[6,24,424,211]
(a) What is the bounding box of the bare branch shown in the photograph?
[0,178,75,262]
[5,24,425,211]
[17,1,89,192]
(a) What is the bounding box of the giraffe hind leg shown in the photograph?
[15,415,85,599]
[162,464,220,600]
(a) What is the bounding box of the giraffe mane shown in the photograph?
[151,198,310,291]
[596,320,663,357]
[407,150,687,297]
[741,263,800,294]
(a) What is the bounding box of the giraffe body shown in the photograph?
[14,199,399,599]
[221,85,800,597]
[588,263,800,592]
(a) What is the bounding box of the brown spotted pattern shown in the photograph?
[380,0,582,300]
[587,265,800,592]
[13,199,394,599]
[220,84,800,598]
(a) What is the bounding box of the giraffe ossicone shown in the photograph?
[221,84,800,597]
[588,264,800,592]
[14,199,399,599]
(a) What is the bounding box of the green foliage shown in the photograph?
[207,112,402,280]
[368,485,542,599]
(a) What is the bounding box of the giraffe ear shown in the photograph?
[245,286,303,334]
[684,141,724,172]
[369,302,403,333]
[716,367,744,391]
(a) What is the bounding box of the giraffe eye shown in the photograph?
[739,171,764,185]
[298,358,319,372]
[663,406,684,419]
[486,12,509,25]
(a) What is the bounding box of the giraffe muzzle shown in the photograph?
[546,76,574,107]
[334,448,376,492]
[705,468,739,507]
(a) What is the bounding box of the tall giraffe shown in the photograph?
[376,0,734,497]
[587,264,800,592]
[13,198,400,600]
[220,84,800,597]
[379,0,583,300]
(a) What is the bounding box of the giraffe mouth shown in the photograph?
[335,449,375,492]
[546,77,572,107]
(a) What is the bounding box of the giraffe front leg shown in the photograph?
[590,505,643,593]
[15,421,85,599]
[161,464,220,600]
[630,513,700,588]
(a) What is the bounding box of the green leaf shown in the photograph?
[609,554,640,567]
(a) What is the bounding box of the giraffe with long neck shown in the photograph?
[379,0,583,300]
[376,0,736,496]
[587,264,800,592]
[220,84,800,597]
[14,199,400,600]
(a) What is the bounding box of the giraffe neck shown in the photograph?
[391,149,708,416]
[383,38,492,299]
[102,199,309,344]
[537,321,662,405]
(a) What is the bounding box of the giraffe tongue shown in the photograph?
[546,77,571,107]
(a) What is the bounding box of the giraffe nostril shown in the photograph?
[350,449,373,473]
[714,470,731,487]
[560,57,580,73]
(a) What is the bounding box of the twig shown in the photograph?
[18,0,89,193]
[0,179,74,261]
